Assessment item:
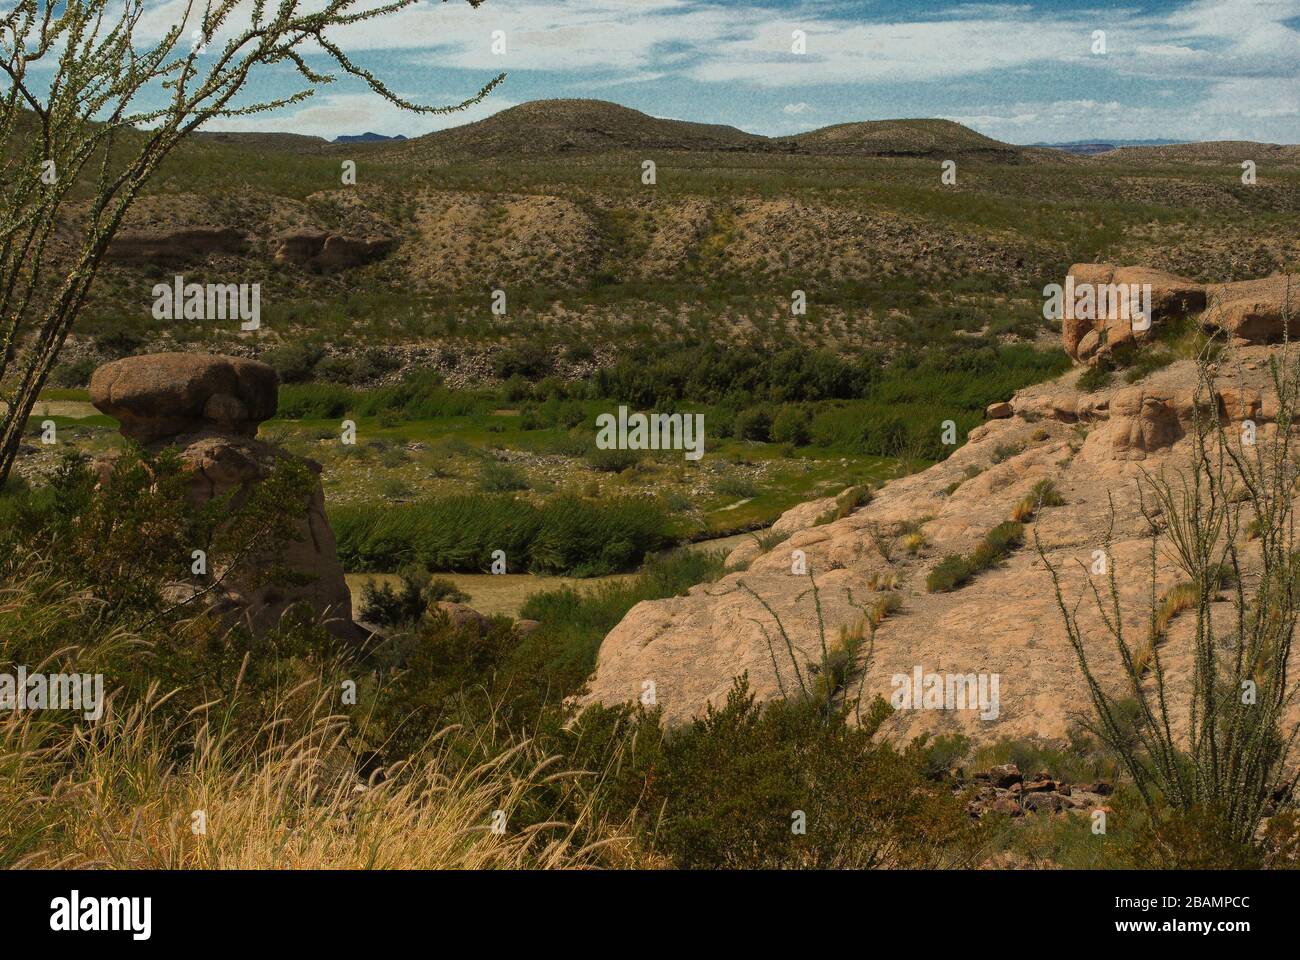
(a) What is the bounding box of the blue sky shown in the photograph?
[138,0,1300,143]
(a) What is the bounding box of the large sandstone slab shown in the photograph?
[584,346,1300,751]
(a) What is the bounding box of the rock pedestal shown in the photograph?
[90,353,364,641]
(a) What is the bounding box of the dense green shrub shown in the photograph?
[276,382,352,419]
[262,342,325,383]
[331,494,671,577]
[493,341,553,379]
[591,341,1068,460]
[528,495,670,576]
[733,406,773,442]
[771,404,812,445]
[357,567,469,627]
[559,681,980,868]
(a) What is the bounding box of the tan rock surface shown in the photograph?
[583,338,1300,751]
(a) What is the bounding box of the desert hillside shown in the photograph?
[38,97,1295,392]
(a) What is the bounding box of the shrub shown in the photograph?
[926,554,974,593]
[571,679,980,868]
[493,341,552,380]
[771,404,812,446]
[926,521,1023,592]
[585,446,641,473]
[277,383,352,419]
[332,494,671,578]
[358,568,473,629]
[1076,363,1112,393]
[478,460,529,492]
[528,495,670,577]
[262,342,325,383]
[733,406,773,442]
[715,475,758,499]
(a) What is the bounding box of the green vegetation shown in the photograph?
[927,521,1024,593]
[331,493,671,577]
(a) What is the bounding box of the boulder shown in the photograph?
[430,601,491,635]
[1204,274,1300,343]
[513,618,542,637]
[989,763,1023,788]
[1063,263,1115,360]
[273,230,395,272]
[90,353,362,642]
[1107,386,1185,460]
[1063,263,1204,361]
[90,353,277,443]
[986,401,1013,420]
[1023,792,1065,814]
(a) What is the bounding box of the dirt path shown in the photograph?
[347,528,764,619]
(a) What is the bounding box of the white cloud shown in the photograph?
[783,102,812,114]
[197,91,517,139]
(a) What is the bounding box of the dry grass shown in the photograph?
[1,690,633,869]
[1132,581,1199,677]
[1011,479,1065,523]
[0,572,633,870]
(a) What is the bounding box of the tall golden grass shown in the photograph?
[0,569,634,869]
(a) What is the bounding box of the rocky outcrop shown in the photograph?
[90,353,363,641]
[1205,275,1300,344]
[105,226,246,264]
[1063,263,1205,362]
[1064,264,1299,363]
[962,763,1113,819]
[582,269,1300,750]
[90,353,277,443]
[273,230,395,272]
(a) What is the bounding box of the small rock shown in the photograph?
[429,601,491,634]
[513,618,542,637]
[988,763,1022,788]
[990,797,1023,817]
[1024,793,1064,814]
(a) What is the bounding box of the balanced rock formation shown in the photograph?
[582,269,1300,751]
[90,353,363,641]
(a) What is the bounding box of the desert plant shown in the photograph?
[1039,325,1300,852]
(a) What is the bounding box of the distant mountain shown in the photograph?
[381,100,1050,164]
[1093,140,1300,162]
[1030,138,1183,156]
[195,101,1298,167]
[334,132,408,144]
[782,118,1024,160]
[389,99,770,161]
[192,131,328,150]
